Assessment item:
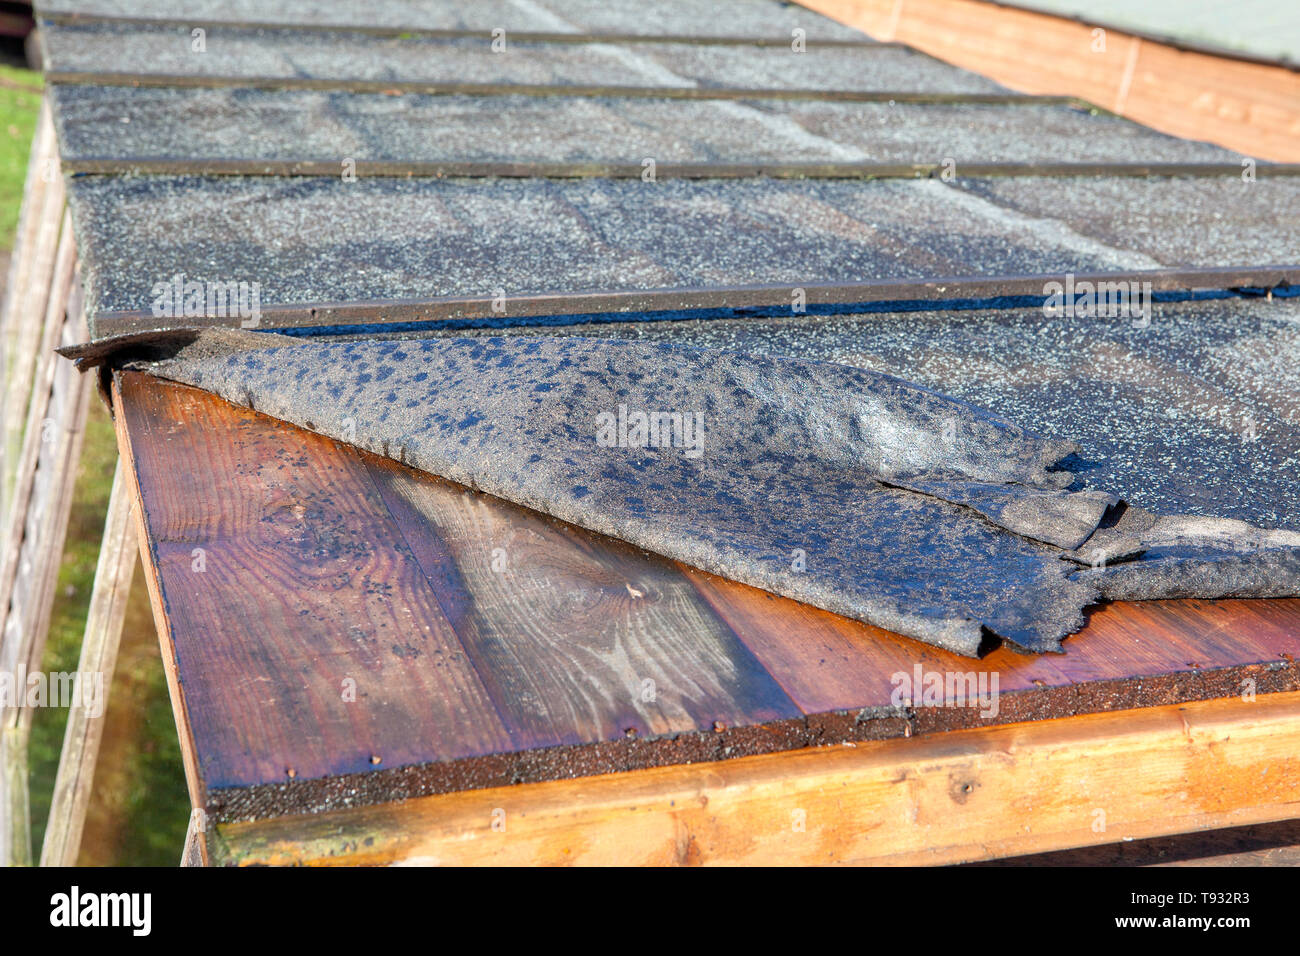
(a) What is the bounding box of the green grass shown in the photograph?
[0,66,43,249]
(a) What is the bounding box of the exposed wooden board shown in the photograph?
[12,321,93,710]
[0,217,75,653]
[209,689,1300,866]
[968,818,1300,866]
[686,564,1074,713]
[114,373,813,823]
[1,103,63,522]
[1129,40,1300,160]
[110,379,205,818]
[112,371,515,814]
[0,222,82,867]
[112,373,1300,830]
[686,566,1300,729]
[798,0,1300,161]
[39,459,137,867]
[179,808,206,867]
[4,313,91,845]
[0,220,81,677]
[0,101,53,386]
[368,461,799,749]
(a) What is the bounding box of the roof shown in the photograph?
[37,0,1300,829]
[35,0,1299,337]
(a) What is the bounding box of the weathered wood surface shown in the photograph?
[1,103,63,523]
[971,818,1300,867]
[211,689,1300,866]
[0,219,77,639]
[0,224,87,867]
[40,459,137,867]
[800,0,1300,161]
[179,807,206,868]
[113,372,1300,837]
[371,464,798,751]
[112,373,516,807]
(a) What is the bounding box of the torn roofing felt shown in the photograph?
[65,329,1300,657]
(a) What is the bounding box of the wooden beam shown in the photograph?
[0,216,77,642]
[0,221,86,867]
[969,818,1300,865]
[111,376,223,822]
[180,807,206,867]
[798,0,1300,161]
[1,102,64,521]
[212,690,1300,866]
[39,460,137,867]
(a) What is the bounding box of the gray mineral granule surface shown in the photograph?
[74,320,1299,657]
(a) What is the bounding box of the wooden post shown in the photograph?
[2,103,64,523]
[0,216,86,867]
[39,461,137,867]
[180,807,207,868]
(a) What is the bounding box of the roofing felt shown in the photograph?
[50,86,1238,169]
[72,325,1298,657]
[380,296,1300,533]
[44,25,986,94]
[42,0,870,39]
[68,174,1300,333]
[42,0,1300,660]
[97,329,1104,656]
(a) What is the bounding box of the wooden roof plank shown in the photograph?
[366,458,802,748]
[111,370,1300,825]
[114,370,516,794]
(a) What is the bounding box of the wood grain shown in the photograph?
[369,461,799,749]
[113,374,1300,829]
[1,104,63,522]
[40,459,137,867]
[114,371,514,804]
[210,689,1300,866]
[799,0,1300,161]
[687,566,1300,730]
[0,215,77,662]
[0,223,84,867]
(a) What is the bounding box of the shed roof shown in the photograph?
[39,0,1300,828]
